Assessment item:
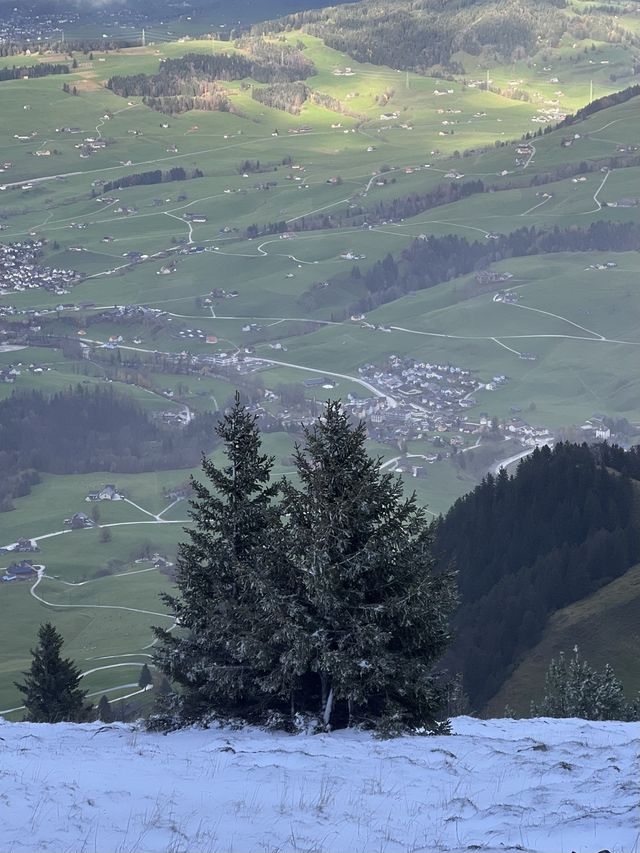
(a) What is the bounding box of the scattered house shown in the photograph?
[4,560,37,581]
[14,538,39,553]
[86,485,122,502]
[100,485,122,501]
[475,270,514,285]
[65,512,93,530]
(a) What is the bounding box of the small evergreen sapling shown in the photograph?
[531,647,631,720]
[138,663,153,690]
[97,694,114,723]
[15,623,91,723]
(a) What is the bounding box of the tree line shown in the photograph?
[433,442,640,709]
[251,81,309,114]
[552,84,640,131]
[100,166,202,194]
[106,48,315,115]
[305,220,640,316]
[0,62,68,82]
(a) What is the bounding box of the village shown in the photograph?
[0,240,83,295]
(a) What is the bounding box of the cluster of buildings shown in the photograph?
[0,240,82,295]
[0,361,51,385]
[344,356,507,443]
[532,106,567,124]
[74,136,108,158]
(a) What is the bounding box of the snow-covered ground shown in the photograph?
[0,716,637,853]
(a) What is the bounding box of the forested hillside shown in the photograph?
[256,0,638,73]
[434,443,640,710]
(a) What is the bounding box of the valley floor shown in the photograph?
[0,715,637,853]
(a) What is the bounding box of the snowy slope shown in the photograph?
[0,716,637,853]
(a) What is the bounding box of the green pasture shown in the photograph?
[0,568,173,714]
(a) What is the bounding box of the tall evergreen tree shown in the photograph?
[280,401,457,734]
[151,394,284,726]
[15,623,91,723]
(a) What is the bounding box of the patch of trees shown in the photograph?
[322,220,640,316]
[143,91,232,116]
[0,387,220,510]
[308,89,363,118]
[161,50,314,83]
[433,443,640,710]
[100,167,202,193]
[251,81,309,114]
[151,398,456,735]
[106,49,315,115]
[0,62,68,82]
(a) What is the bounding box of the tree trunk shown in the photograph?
[323,686,334,729]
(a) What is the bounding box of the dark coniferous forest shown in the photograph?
[0,388,219,511]
[434,443,640,708]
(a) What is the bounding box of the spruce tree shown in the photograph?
[15,623,91,723]
[151,393,285,726]
[97,694,114,722]
[138,663,153,690]
[280,401,457,734]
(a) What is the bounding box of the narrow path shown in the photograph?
[522,144,536,169]
[491,443,553,475]
[29,569,174,619]
[157,498,183,518]
[163,210,193,243]
[45,566,158,587]
[521,195,551,217]
[579,168,611,214]
[507,302,604,339]
[491,337,522,356]
[124,497,161,521]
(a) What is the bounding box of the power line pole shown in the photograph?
[142,28,146,48]
[589,79,593,102]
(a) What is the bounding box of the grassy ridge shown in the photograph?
[485,563,640,716]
